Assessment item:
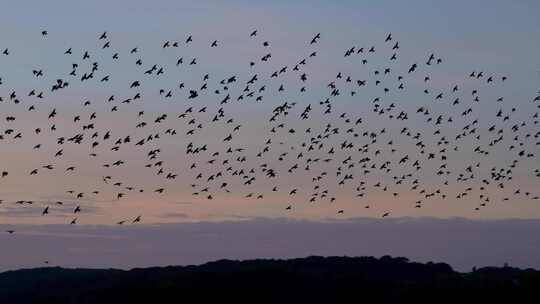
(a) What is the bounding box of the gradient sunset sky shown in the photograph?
[1,0,540,271]
[1,0,539,223]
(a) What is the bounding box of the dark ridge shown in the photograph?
[0,255,538,303]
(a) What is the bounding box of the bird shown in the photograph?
[0,28,534,235]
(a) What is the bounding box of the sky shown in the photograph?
[0,0,540,270]
[2,217,540,272]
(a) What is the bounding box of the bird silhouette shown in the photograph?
[0,28,535,237]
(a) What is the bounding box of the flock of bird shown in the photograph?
[1,29,540,233]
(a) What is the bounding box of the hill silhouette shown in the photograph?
[0,256,539,303]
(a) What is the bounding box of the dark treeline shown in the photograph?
[0,256,539,303]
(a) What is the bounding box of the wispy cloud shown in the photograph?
[159,212,190,219]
